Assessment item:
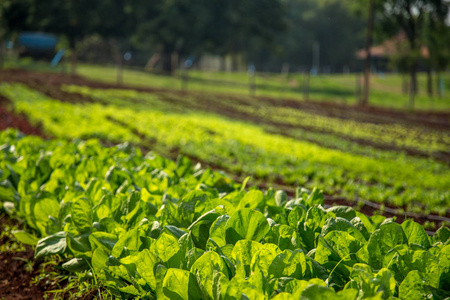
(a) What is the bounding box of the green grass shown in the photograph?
[4,58,449,111]
[75,65,450,111]
[4,56,66,73]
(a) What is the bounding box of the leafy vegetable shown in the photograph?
[1,130,448,299]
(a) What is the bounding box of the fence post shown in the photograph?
[248,64,256,96]
[0,40,4,70]
[113,39,123,86]
[0,40,3,83]
[355,74,362,104]
[402,75,408,95]
[439,76,445,97]
[116,55,123,85]
[181,60,188,91]
[303,71,309,101]
[281,63,289,97]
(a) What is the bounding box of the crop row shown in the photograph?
[1,130,449,299]
[232,104,449,155]
[1,83,449,214]
[64,84,449,161]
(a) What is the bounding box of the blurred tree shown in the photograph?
[226,0,286,71]
[28,0,104,74]
[361,0,375,107]
[93,0,137,83]
[0,0,34,34]
[201,0,232,70]
[421,7,450,98]
[247,0,365,72]
[0,0,136,74]
[0,0,35,69]
[131,0,212,73]
[130,0,286,73]
[375,0,449,108]
[354,0,390,107]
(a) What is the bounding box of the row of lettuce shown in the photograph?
[0,83,448,214]
[1,130,449,299]
[65,84,448,171]
[65,84,449,156]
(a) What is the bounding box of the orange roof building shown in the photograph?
[356,32,429,60]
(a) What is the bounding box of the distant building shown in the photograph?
[356,32,429,72]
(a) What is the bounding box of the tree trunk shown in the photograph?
[69,38,77,76]
[116,55,123,86]
[220,56,226,72]
[361,0,374,106]
[112,39,123,85]
[402,75,408,95]
[161,46,172,73]
[426,66,433,98]
[0,40,3,83]
[355,74,362,103]
[231,54,238,72]
[409,64,417,109]
[70,48,77,75]
[171,52,179,75]
[231,42,239,72]
[0,40,4,70]
[249,72,255,96]
[436,71,441,98]
[303,71,309,101]
[181,59,188,91]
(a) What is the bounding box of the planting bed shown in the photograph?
[0,69,449,299]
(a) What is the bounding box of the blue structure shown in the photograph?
[18,32,57,50]
[51,49,66,67]
[18,32,58,60]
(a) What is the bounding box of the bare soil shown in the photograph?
[0,214,58,300]
[0,95,47,138]
[0,213,100,300]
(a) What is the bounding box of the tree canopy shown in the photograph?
[0,0,448,74]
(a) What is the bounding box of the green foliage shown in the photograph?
[249,0,365,71]
[1,83,448,214]
[1,129,449,299]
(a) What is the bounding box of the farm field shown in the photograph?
[0,69,449,299]
[67,65,450,111]
[5,59,450,111]
[1,70,449,216]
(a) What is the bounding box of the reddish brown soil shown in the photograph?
[0,96,47,138]
[0,248,53,300]
[0,68,163,104]
[0,214,57,300]
[0,214,100,300]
